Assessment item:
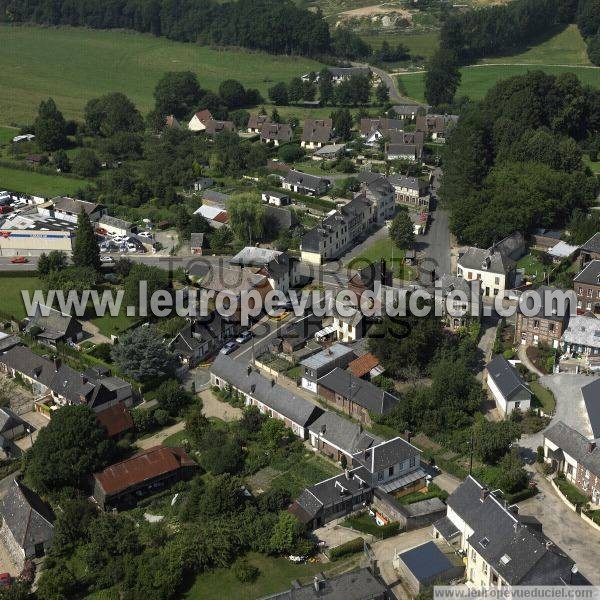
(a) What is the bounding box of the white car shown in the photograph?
[112,235,126,243]
[138,231,152,239]
[127,244,137,252]
[100,256,114,263]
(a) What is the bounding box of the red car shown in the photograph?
[10,256,28,264]
[0,573,11,588]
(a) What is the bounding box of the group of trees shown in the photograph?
[441,71,600,247]
[0,0,332,57]
[268,71,373,107]
[576,0,600,64]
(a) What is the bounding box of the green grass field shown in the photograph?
[0,126,19,146]
[0,275,41,320]
[398,63,600,102]
[397,26,600,102]
[361,31,439,60]
[0,25,324,124]
[0,165,91,197]
[347,237,415,279]
[483,25,591,66]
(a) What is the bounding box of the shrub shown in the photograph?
[234,559,259,583]
[328,537,364,560]
[343,512,400,539]
[536,446,545,464]
[504,487,536,504]
[503,348,516,360]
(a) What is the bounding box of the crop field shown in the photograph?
[0,25,324,124]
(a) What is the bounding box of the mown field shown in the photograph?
[0,25,324,124]
[0,165,91,197]
[399,64,600,102]
[397,26,600,102]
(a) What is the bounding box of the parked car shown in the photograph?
[0,573,11,588]
[220,341,239,355]
[236,330,253,344]
[138,231,152,239]
[127,243,137,252]
[10,256,28,264]
[100,256,114,263]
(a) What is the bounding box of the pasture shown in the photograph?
[0,165,91,197]
[0,25,324,124]
[398,63,600,103]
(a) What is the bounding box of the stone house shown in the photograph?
[573,259,600,315]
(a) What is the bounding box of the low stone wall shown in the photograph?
[550,477,578,513]
[581,511,600,533]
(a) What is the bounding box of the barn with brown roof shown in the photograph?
[92,446,198,510]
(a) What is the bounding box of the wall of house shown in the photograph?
[487,376,530,416]
[457,266,507,297]
[0,521,26,569]
[574,282,600,314]
[515,313,563,348]
[317,385,371,425]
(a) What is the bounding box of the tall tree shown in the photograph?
[23,405,115,494]
[389,209,415,249]
[331,108,353,141]
[227,193,267,243]
[154,71,203,118]
[72,209,100,271]
[318,69,334,105]
[424,50,461,106]
[34,98,67,151]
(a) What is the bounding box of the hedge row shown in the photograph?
[504,487,536,504]
[344,513,400,539]
[328,537,364,560]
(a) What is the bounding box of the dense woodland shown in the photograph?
[440,71,600,247]
[0,0,371,59]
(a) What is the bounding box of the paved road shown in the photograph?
[415,208,451,283]
[368,65,420,106]
[519,471,600,584]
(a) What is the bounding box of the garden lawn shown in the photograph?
[0,25,324,124]
[347,237,415,279]
[517,253,546,282]
[0,165,91,197]
[162,429,189,448]
[88,311,140,338]
[0,275,41,320]
[555,476,589,506]
[530,381,556,414]
[584,155,600,174]
[185,552,355,599]
[270,453,341,497]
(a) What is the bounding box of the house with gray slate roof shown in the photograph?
[485,355,531,417]
[0,479,55,568]
[581,378,600,440]
[579,232,600,267]
[457,243,517,298]
[25,304,83,347]
[544,420,600,506]
[261,567,387,600]
[0,407,26,440]
[283,170,330,196]
[210,355,322,439]
[316,367,399,426]
[0,346,133,416]
[308,411,381,463]
[433,475,585,586]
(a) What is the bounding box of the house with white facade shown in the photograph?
[485,355,532,416]
[433,476,583,587]
[188,109,213,132]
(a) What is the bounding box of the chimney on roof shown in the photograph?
[480,486,489,502]
[247,365,252,376]
[321,424,326,435]
[588,440,596,453]
[53,357,61,372]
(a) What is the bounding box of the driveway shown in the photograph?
[182,366,211,392]
[519,473,600,584]
[520,373,595,453]
[198,389,242,421]
[136,420,185,450]
[314,519,374,550]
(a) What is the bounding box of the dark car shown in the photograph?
[220,341,239,355]
[236,330,253,344]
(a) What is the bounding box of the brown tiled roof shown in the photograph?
[96,403,134,438]
[348,353,380,378]
[213,210,229,224]
[94,446,196,495]
[194,109,213,123]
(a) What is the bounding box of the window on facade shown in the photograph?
[533,320,540,329]
[388,466,394,476]
[589,289,593,297]
[378,471,383,481]
[549,323,554,332]
[410,456,416,467]
[495,277,500,285]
